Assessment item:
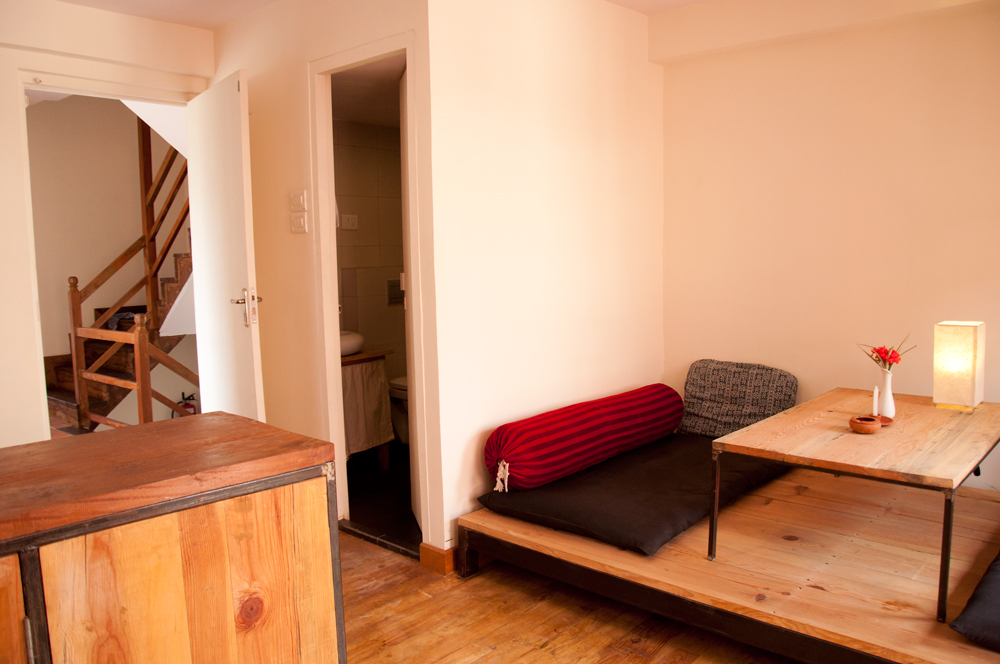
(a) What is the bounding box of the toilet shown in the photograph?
[388,376,409,445]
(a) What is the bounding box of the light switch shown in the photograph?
[290,211,307,234]
[289,190,307,212]
[341,214,358,231]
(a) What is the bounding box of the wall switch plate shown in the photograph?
[289,190,307,212]
[290,212,307,234]
[341,214,358,230]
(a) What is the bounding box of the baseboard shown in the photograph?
[419,542,455,574]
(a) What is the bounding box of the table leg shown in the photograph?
[938,490,955,623]
[709,450,721,561]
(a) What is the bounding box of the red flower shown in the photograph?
[858,336,915,372]
[872,346,890,361]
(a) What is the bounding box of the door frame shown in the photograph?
[307,33,431,534]
[15,62,206,442]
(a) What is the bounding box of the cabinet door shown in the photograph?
[1,554,27,664]
[39,477,340,663]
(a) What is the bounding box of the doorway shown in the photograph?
[23,69,265,437]
[328,53,421,556]
[24,92,200,435]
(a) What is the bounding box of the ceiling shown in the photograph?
[330,54,407,128]
[58,0,709,30]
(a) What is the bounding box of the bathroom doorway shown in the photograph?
[329,53,421,557]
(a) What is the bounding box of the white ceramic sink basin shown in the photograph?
[340,330,364,356]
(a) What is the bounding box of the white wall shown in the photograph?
[0,0,213,78]
[655,2,1000,488]
[0,0,211,447]
[210,0,440,538]
[427,0,664,546]
[212,0,431,433]
[213,0,664,548]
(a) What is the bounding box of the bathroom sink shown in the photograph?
[340,330,364,356]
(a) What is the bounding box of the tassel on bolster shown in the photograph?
[494,459,509,492]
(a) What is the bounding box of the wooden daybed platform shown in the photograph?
[458,467,1000,664]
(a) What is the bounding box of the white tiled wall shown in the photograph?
[334,119,406,380]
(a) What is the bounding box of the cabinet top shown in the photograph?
[0,412,336,544]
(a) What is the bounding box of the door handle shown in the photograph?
[230,289,262,327]
[231,288,250,327]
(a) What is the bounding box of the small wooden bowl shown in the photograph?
[849,416,882,434]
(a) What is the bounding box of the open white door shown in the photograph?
[186,70,266,420]
[400,69,422,531]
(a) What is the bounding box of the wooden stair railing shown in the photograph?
[72,314,198,428]
[63,117,197,429]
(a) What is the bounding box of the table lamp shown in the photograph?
[933,321,985,410]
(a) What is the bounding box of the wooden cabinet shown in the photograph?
[0,413,346,664]
[1,555,27,664]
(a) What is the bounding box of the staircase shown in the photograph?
[158,251,192,315]
[45,119,199,434]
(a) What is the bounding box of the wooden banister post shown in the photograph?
[133,313,153,424]
[67,276,90,428]
[138,120,160,334]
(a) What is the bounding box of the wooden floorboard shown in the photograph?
[458,468,1000,664]
[340,532,796,663]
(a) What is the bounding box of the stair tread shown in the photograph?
[56,364,132,378]
[47,385,111,405]
[46,388,77,405]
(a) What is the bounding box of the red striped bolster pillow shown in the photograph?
[484,384,683,491]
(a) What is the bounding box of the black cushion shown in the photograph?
[951,549,1000,651]
[478,432,786,555]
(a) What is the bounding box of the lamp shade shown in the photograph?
[933,321,985,408]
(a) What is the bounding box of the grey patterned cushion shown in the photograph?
[677,359,798,438]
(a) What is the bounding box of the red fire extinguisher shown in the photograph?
[173,392,198,418]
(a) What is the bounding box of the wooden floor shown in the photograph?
[341,531,797,663]
[457,469,1000,664]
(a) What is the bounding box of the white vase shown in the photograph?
[879,368,895,419]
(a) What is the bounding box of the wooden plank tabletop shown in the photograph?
[715,388,1000,489]
[0,412,335,543]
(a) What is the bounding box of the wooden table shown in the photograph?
[708,387,1000,622]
